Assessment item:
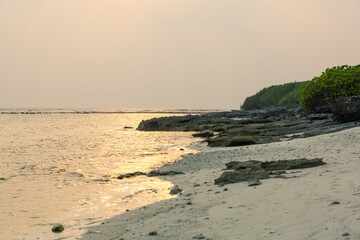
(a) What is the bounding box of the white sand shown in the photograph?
[81,127,360,240]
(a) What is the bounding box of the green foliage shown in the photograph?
[241,81,308,110]
[300,65,360,111]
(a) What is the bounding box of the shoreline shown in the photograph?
[80,126,360,240]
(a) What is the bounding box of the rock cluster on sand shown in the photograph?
[137,102,359,147]
[215,158,326,185]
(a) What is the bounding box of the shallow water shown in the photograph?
[0,113,198,239]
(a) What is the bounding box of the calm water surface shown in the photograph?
[0,113,199,239]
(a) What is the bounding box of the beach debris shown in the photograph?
[123,126,134,129]
[248,179,262,187]
[193,183,201,187]
[330,201,340,205]
[0,178,5,181]
[215,158,326,185]
[52,224,65,233]
[342,232,350,236]
[193,233,206,239]
[169,185,183,195]
[148,231,158,236]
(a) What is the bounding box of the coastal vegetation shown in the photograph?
[241,65,360,111]
[241,81,308,110]
[300,65,360,111]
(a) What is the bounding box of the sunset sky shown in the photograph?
[1,0,359,109]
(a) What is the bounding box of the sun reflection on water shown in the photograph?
[0,113,199,239]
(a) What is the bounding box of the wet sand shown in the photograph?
[81,126,360,240]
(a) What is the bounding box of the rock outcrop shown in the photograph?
[215,158,326,185]
[137,105,359,147]
[214,168,269,185]
[332,96,360,122]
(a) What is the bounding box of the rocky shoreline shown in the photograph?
[137,98,360,147]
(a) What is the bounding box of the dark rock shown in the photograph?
[342,232,350,236]
[225,161,243,170]
[118,170,184,179]
[226,158,325,171]
[148,231,158,236]
[330,201,340,205]
[192,131,214,138]
[307,113,332,120]
[214,169,269,185]
[170,185,182,195]
[302,123,358,137]
[248,179,262,186]
[52,224,65,233]
[312,104,333,113]
[225,160,262,170]
[0,178,5,181]
[117,171,145,179]
[213,126,225,132]
[332,96,360,122]
[123,126,134,129]
[261,158,326,171]
[216,158,326,185]
[193,234,206,239]
[207,136,257,147]
[267,170,286,175]
[136,104,358,148]
[147,170,185,177]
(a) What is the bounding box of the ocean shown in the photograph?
[0,109,212,239]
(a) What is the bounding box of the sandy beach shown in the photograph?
[81,126,360,240]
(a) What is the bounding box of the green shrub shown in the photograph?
[241,81,308,110]
[300,65,360,111]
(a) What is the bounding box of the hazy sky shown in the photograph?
[1,0,360,109]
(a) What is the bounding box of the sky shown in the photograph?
[1,0,360,109]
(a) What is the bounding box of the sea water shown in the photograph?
[0,110,203,239]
